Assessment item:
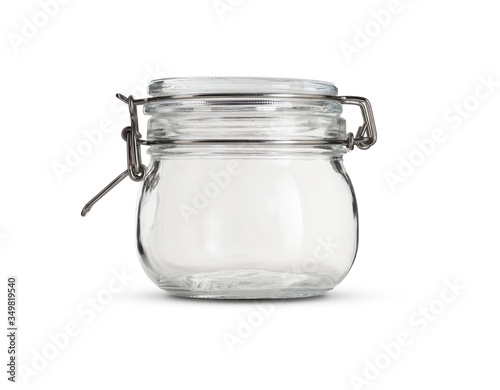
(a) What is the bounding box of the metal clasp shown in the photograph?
[81,94,146,216]
[332,96,377,151]
[81,92,377,216]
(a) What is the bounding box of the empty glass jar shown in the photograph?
[82,77,377,299]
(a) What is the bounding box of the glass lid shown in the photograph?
[148,77,338,97]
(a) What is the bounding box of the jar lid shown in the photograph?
[144,77,344,143]
[148,77,338,97]
[144,77,344,135]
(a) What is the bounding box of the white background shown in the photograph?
[1,0,500,389]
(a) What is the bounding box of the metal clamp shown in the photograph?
[80,94,146,216]
[332,96,377,151]
[81,92,377,216]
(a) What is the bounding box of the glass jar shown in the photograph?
[82,77,377,299]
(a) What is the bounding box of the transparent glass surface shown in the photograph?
[138,149,358,299]
[136,77,358,299]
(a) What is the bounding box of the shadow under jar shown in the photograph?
[132,78,376,299]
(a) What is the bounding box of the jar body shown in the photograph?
[137,146,358,299]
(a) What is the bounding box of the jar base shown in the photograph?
[155,269,335,299]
